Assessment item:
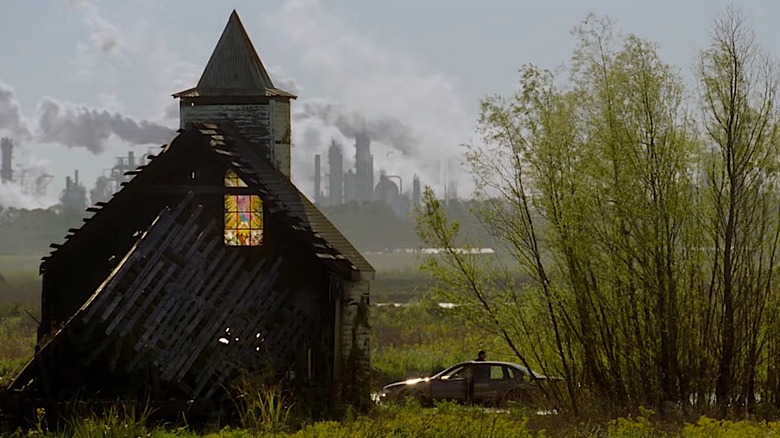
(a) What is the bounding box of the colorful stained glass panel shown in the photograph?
[224,170,262,246]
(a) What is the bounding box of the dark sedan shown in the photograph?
[380,361,558,406]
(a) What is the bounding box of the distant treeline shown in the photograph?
[0,207,84,256]
[320,199,494,252]
[0,199,494,258]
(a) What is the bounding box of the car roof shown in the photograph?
[451,361,548,377]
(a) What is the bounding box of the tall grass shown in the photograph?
[236,385,293,433]
[232,372,294,434]
[0,305,37,387]
[67,404,153,438]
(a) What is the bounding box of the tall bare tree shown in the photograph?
[697,6,780,412]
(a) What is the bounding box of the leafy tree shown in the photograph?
[417,7,780,418]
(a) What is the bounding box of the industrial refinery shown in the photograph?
[0,137,54,200]
[312,133,428,217]
[0,135,153,211]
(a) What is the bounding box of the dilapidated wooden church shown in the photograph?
[4,10,373,419]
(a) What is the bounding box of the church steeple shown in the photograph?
[174,10,295,178]
[173,10,295,99]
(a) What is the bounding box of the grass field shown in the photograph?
[1,257,780,436]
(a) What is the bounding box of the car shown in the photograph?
[380,360,559,407]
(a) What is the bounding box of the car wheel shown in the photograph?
[500,387,532,408]
[399,388,429,406]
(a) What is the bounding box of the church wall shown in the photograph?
[181,103,273,160]
[339,278,371,405]
[270,100,292,178]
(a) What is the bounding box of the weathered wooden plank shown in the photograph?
[119,264,178,351]
[165,265,257,379]
[160,249,235,377]
[81,210,179,323]
[83,334,114,365]
[136,253,244,372]
[151,239,222,368]
[97,292,127,325]
[170,260,267,387]
[157,239,226,338]
[173,261,284,382]
[105,260,167,335]
[145,222,218,343]
[144,237,222,349]
[87,204,193,328]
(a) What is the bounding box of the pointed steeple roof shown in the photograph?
[173,10,296,99]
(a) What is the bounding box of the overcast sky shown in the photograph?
[0,0,777,208]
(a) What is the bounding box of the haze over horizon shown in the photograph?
[0,0,778,209]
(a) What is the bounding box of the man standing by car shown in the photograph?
[469,350,488,402]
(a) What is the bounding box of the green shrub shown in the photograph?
[606,415,658,438]
[291,401,536,438]
[680,417,780,438]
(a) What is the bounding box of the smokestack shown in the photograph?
[314,154,322,204]
[128,151,136,168]
[75,170,79,186]
[355,130,373,202]
[0,138,12,184]
[412,174,421,206]
[328,139,344,205]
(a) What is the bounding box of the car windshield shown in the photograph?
[431,364,463,379]
[430,362,549,380]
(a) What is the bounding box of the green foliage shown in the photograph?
[371,301,511,386]
[0,305,37,386]
[680,417,780,438]
[415,5,780,418]
[66,405,153,438]
[606,413,658,438]
[235,383,293,433]
[228,368,297,433]
[289,401,537,438]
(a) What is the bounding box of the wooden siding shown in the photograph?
[14,194,309,402]
[271,100,292,177]
[181,103,273,160]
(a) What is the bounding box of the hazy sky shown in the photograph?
[0,0,777,208]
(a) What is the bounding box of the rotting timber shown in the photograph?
[0,10,374,426]
[0,123,373,425]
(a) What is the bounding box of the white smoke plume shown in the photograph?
[0,183,54,210]
[276,0,474,198]
[37,98,175,154]
[267,65,303,96]
[294,100,418,156]
[0,81,32,140]
[68,0,123,56]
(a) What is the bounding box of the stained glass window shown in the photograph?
[224,170,263,246]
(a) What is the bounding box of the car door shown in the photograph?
[473,364,514,404]
[430,365,469,402]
